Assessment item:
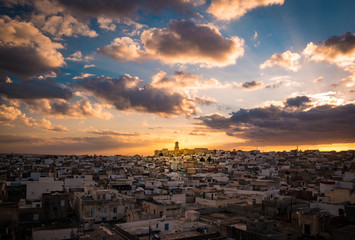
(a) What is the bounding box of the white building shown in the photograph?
[26,177,63,201]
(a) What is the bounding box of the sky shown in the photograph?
[0,0,354,155]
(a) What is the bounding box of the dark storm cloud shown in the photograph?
[241,80,263,89]
[285,96,311,108]
[0,46,61,79]
[323,32,355,53]
[198,99,355,145]
[0,78,72,99]
[75,75,198,117]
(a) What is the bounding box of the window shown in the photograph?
[156,223,159,228]
[113,207,117,214]
[304,224,311,236]
[60,200,65,207]
[104,206,108,213]
[97,195,101,200]
[91,208,95,216]
[164,223,169,231]
[33,214,39,221]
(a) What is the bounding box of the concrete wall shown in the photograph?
[26,180,63,201]
[325,188,355,204]
[310,202,345,216]
[32,227,78,240]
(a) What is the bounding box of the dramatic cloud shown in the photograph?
[260,51,301,72]
[98,19,245,67]
[66,51,94,62]
[0,104,67,131]
[303,32,355,70]
[84,64,95,68]
[97,17,116,31]
[284,96,311,108]
[0,104,21,121]
[73,73,95,79]
[208,0,285,21]
[40,14,98,38]
[150,71,224,90]
[22,99,112,119]
[241,80,263,90]
[75,75,205,117]
[198,96,355,145]
[0,17,65,79]
[303,32,355,86]
[0,78,72,99]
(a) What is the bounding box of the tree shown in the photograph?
[200,157,205,162]
[207,156,212,163]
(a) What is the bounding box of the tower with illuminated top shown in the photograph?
[174,141,179,155]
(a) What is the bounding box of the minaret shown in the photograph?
[174,141,179,155]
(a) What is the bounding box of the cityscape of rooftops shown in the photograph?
[0,0,354,239]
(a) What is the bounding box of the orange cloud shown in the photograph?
[98,19,244,67]
[208,0,285,21]
[75,75,204,118]
[303,32,355,87]
[260,51,301,72]
[22,99,112,119]
[0,16,65,79]
[150,70,225,90]
[0,104,67,132]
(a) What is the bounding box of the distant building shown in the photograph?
[154,141,213,156]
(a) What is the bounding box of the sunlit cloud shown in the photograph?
[84,64,95,68]
[73,73,96,79]
[260,50,301,72]
[207,0,285,21]
[20,98,113,119]
[98,19,245,67]
[0,16,65,79]
[303,32,355,87]
[75,75,203,118]
[313,76,324,83]
[198,96,355,146]
[0,104,68,132]
[150,70,228,91]
[66,51,94,62]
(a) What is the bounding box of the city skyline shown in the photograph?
[0,0,354,155]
